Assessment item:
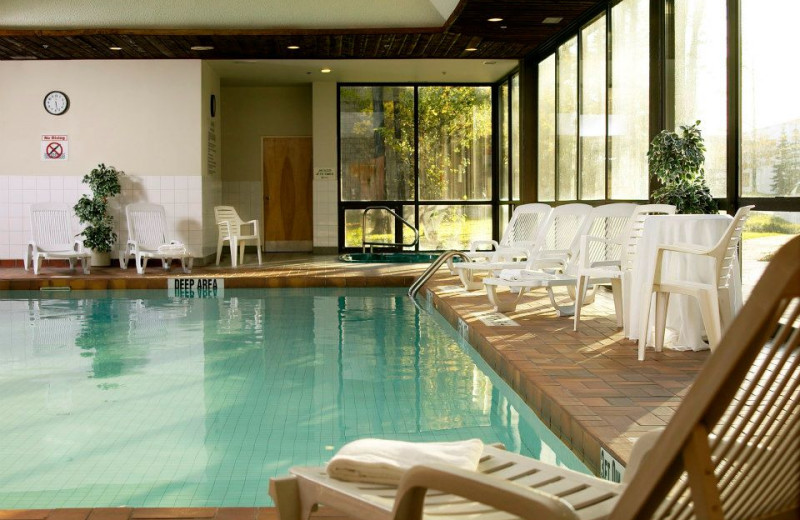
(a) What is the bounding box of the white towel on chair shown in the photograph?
[157,241,186,255]
[326,438,484,485]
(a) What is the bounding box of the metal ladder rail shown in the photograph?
[362,206,420,253]
[408,250,470,298]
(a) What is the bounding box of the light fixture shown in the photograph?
[109,46,123,51]
[465,47,478,52]
[543,17,563,24]
[483,60,497,65]
[287,45,300,50]
[190,45,214,51]
[321,68,332,73]
[10,55,38,60]
[487,17,503,22]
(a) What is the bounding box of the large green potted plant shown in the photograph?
[647,121,718,214]
[74,163,124,266]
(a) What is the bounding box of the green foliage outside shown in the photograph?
[770,128,800,196]
[648,121,718,214]
[74,163,124,253]
[744,213,800,236]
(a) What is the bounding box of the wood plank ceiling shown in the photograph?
[0,0,603,61]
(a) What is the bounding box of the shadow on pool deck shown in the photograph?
[0,253,709,515]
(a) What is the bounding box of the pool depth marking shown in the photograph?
[168,277,224,298]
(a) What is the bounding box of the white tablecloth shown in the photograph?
[626,214,741,351]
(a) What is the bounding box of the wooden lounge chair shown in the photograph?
[25,202,91,275]
[270,235,800,520]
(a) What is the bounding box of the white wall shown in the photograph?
[312,82,338,250]
[220,86,312,226]
[0,60,207,260]
[202,62,222,259]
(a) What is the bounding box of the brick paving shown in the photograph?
[0,255,710,517]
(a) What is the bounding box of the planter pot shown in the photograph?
[90,250,111,267]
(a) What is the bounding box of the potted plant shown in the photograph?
[74,163,124,266]
[647,120,718,214]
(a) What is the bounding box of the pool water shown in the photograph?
[0,288,587,508]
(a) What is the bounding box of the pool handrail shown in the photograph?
[408,250,470,298]
[362,206,419,253]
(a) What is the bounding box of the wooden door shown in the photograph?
[262,137,313,251]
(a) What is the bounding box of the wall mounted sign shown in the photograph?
[41,134,68,161]
[315,167,335,180]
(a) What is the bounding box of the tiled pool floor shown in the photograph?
[0,254,709,516]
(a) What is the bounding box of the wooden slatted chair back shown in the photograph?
[612,234,800,520]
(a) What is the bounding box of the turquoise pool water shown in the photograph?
[0,288,587,508]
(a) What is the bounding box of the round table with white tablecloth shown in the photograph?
[626,214,741,351]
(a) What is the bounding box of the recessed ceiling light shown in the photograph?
[487,17,503,22]
[543,17,564,24]
[321,68,332,73]
[500,25,508,29]
[109,46,123,51]
[465,47,478,52]
[190,45,214,51]
[287,45,300,50]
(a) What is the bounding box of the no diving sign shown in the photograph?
[41,135,68,161]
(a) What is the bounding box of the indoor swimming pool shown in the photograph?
[0,287,587,508]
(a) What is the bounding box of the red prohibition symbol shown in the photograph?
[46,142,63,159]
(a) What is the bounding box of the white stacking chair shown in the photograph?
[214,206,262,267]
[483,203,636,314]
[120,202,193,275]
[463,203,552,263]
[453,203,592,291]
[638,205,754,360]
[271,234,800,520]
[24,203,91,275]
[572,204,676,332]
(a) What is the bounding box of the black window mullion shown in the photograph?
[413,86,420,251]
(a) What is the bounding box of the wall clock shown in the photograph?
[44,91,69,115]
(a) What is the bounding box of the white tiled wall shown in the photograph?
[313,176,338,248]
[221,181,262,223]
[0,174,205,260]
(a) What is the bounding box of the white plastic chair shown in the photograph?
[214,206,262,267]
[24,203,91,275]
[483,203,636,314]
[638,205,754,359]
[453,203,592,290]
[119,203,193,275]
[572,204,676,332]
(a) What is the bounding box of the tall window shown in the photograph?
[537,0,649,202]
[339,85,493,251]
[741,1,800,199]
[557,37,579,201]
[609,0,649,200]
[538,56,557,201]
[674,0,727,197]
[580,15,607,200]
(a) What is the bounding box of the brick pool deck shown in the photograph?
[0,255,709,518]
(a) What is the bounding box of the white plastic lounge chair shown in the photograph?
[453,203,592,291]
[454,203,552,265]
[214,205,263,267]
[483,203,636,314]
[638,205,754,360]
[24,202,91,275]
[270,234,800,520]
[572,204,676,332]
[119,202,193,275]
